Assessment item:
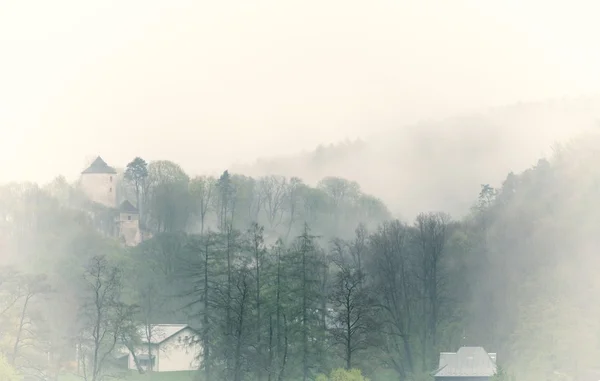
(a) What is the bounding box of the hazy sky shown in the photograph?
[1,0,599,183]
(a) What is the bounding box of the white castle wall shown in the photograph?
[80,173,117,208]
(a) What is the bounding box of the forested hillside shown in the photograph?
[236,97,600,219]
[1,132,600,381]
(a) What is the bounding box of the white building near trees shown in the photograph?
[120,324,202,373]
[78,156,143,246]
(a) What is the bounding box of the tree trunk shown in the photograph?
[267,316,274,381]
[277,314,288,381]
[11,294,30,365]
[204,238,211,381]
[346,295,351,370]
[147,326,153,372]
[402,334,415,376]
[276,249,282,359]
[256,245,263,381]
[125,343,146,374]
[302,240,309,381]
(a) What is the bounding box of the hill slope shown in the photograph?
[234,97,600,218]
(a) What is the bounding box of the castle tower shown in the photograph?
[80,156,118,208]
[118,200,142,246]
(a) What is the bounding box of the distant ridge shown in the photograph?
[234,96,600,219]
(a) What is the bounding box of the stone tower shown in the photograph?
[80,156,118,208]
[118,200,142,246]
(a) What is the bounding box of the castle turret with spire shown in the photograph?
[79,156,141,246]
[80,156,117,208]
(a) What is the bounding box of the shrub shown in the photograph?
[0,354,20,381]
[316,368,368,381]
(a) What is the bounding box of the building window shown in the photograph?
[109,187,112,193]
[109,176,112,182]
[128,215,131,221]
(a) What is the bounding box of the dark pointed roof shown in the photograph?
[120,200,139,214]
[81,156,117,174]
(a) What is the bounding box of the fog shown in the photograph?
[2,2,600,381]
[2,0,600,185]
[237,97,600,218]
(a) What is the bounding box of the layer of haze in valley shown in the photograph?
[2,1,600,381]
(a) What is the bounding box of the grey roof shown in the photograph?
[81,156,117,174]
[434,347,497,377]
[120,200,138,213]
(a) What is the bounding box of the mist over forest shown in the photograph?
[4,1,600,381]
[236,97,600,218]
[2,124,600,381]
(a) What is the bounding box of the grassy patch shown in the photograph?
[127,371,197,381]
[58,370,198,381]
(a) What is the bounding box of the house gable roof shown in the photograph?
[434,347,497,377]
[137,324,195,345]
[82,156,117,175]
[120,200,138,214]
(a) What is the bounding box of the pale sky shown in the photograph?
[1,0,599,183]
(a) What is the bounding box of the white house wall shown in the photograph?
[126,328,201,372]
[156,328,201,372]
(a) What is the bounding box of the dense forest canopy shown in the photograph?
[1,132,600,381]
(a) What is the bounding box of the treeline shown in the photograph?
[128,213,464,381]
[0,169,481,381]
[112,158,391,241]
[3,134,600,381]
[237,98,600,218]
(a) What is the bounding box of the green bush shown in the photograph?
[316,368,369,381]
[0,354,20,381]
[492,367,504,381]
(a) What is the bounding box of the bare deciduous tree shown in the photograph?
[284,177,303,241]
[190,176,216,234]
[260,176,288,230]
[369,220,417,379]
[229,264,253,381]
[10,273,51,367]
[77,256,137,381]
[249,223,267,381]
[415,212,451,368]
[349,224,368,287]
[329,245,373,370]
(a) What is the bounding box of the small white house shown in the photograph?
[124,324,202,372]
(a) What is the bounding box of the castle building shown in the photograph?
[118,200,142,246]
[80,156,117,208]
[80,156,141,246]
